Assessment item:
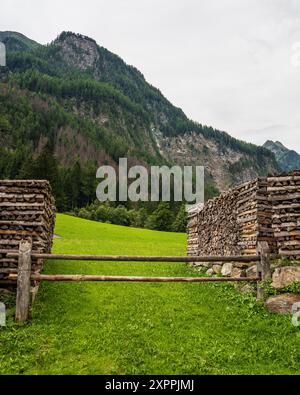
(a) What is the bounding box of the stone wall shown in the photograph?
[0,180,56,273]
[188,171,300,259]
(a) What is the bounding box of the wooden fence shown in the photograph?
[0,240,272,322]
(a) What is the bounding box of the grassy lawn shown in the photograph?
[1,213,300,375]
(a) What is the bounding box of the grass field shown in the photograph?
[0,214,300,374]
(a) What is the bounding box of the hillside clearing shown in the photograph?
[0,214,300,375]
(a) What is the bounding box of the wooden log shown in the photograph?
[267,185,300,192]
[237,184,259,197]
[256,241,271,301]
[0,220,48,227]
[242,248,257,255]
[279,250,300,256]
[237,208,257,217]
[15,239,32,323]
[267,176,300,182]
[237,215,257,224]
[0,230,39,237]
[268,193,300,201]
[8,274,260,283]
[281,240,300,246]
[273,212,300,217]
[0,202,45,207]
[6,252,260,262]
[273,203,300,210]
[274,230,300,238]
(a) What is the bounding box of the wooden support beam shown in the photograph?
[15,238,32,323]
[256,241,271,301]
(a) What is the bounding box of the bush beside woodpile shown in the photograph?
[0,180,56,273]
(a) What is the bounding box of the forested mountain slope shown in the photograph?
[0,31,40,53]
[0,31,279,209]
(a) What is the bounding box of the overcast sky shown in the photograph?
[1,0,300,151]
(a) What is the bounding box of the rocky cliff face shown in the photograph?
[54,33,102,75]
[157,132,276,191]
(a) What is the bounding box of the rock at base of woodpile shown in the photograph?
[272,266,300,289]
[231,267,244,278]
[221,263,233,277]
[246,265,257,277]
[212,264,222,274]
[265,294,300,314]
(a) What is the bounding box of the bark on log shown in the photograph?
[15,239,32,322]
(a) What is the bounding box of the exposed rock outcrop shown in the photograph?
[265,294,300,314]
[272,267,300,289]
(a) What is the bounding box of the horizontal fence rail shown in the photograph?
[8,274,260,283]
[4,252,261,263]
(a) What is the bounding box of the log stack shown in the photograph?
[190,188,241,257]
[268,172,300,259]
[0,180,56,273]
[236,179,262,256]
[187,171,300,259]
[237,178,277,255]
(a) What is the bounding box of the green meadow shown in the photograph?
[0,214,300,374]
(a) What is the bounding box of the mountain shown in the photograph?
[263,140,300,172]
[0,31,279,210]
[0,31,41,53]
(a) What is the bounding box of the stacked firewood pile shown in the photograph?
[236,178,278,255]
[268,172,300,259]
[187,210,200,256]
[0,180,56,272]
[236,179,262,256]
[187,171,300,259]
[190,188,241,257]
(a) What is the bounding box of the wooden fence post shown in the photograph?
[15,238,32,322]
[256,241,271,301]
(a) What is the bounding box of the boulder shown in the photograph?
[272,266,300,289]
[221,262,233,277]
[212,264,222,274]
[234,262,255,269]
[246,265,257,277]
[232,267,243,278]
[206,268,214,276]
[265,294,300,314]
